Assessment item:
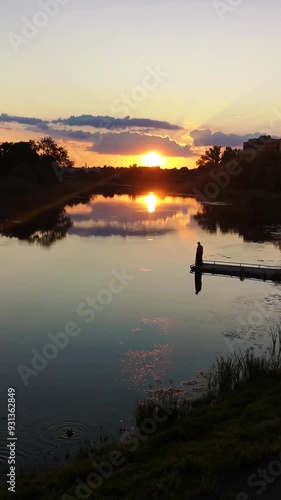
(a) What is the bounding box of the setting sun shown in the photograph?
[141,152,165,167]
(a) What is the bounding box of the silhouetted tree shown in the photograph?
[220,147,240,165]
[196,146,222,168]
[36,137,74,168]
[0,141,40,176]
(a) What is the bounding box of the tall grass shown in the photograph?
[268,323,281,363]
[132,382,193,430]
[133,326,281,428]
[208,325,281,397]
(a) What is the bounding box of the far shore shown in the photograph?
[1,174,281,235]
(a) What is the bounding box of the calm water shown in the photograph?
[1,193,281,475]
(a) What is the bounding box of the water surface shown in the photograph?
[1,193,281,475]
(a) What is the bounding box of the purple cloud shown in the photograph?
[89,132,195,157]
[0,113,45,127]
[190,129,261,147]
[53,115,182,131]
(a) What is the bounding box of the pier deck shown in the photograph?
[190,260,281,282]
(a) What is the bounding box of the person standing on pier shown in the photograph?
[195,242,203,266]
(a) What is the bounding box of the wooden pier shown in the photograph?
[190,260,281,282]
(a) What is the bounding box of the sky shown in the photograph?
[1,0,281,168]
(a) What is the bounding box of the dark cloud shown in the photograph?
[1,112,265,155]
[0,113,45,127]
[89,132,194,157]
[52,115,182,131]
[190,129,261,147]
[46,127,94,142]
[37,123,50,131]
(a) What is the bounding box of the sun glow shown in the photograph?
[141,152,164,167]
[144,193,157,213]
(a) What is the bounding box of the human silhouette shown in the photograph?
[195,242,203,266]
[195,271,202,295]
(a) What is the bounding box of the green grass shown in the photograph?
[207,347,281,397]
[1,352,281,500]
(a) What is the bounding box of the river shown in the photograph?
[0,193,281,476]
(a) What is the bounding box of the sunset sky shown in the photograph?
[1,0,281,168]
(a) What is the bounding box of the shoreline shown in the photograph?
[1,350,281,499]
[1,178,281,233]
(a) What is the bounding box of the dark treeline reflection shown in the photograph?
[1,209,72,248]
[194,201,281,249]
[2,192,281,250]
[0,191,97,247]
[0,190,120,247]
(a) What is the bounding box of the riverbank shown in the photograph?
[0,176,193,230]
[1,350,281,499]
[1,172,281,232]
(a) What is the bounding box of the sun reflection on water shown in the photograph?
[144,193,157,214]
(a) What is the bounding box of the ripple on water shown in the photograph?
[0,417,102,482]
[44,417,99,443]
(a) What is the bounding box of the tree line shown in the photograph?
[195,144,281,192]
[1,137,281,194]
[0,137,73,182]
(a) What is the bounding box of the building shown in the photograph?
[243,135,281,152]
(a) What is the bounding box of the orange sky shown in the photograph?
[1,1,280,169]
[0,125,196,169]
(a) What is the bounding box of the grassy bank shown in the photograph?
[1,347,281,500]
